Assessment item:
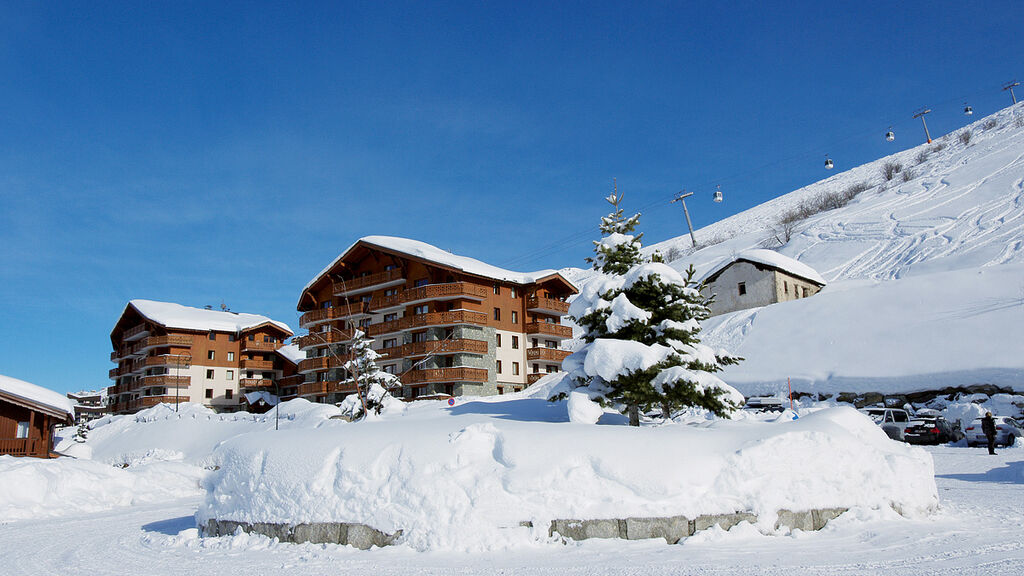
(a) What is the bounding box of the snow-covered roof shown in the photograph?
[700,249,826,286]
[302,236,568,296]
[276,344,305,365]
[243,391,279,406]
[0,374,75,418]
[126,300,292,335]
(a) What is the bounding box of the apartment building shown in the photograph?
[294,236,578,402]
[107,300,294,414]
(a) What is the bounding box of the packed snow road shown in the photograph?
[2,446,1020,576]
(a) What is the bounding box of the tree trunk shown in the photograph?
[628,404,640,427]
[661,401,672,421]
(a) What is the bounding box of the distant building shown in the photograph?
[295,236,578,402]
[1,374,74,458]
[67,389,109,422]
[107,300,295,414]
[700,249,826,316]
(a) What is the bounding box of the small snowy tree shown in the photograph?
[339,330,401,418]
[554,190,743,426]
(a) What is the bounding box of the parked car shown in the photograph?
[965,416,1023,448]
[861,408,911,441]
[903,415,963,445]
[743,397,785,413]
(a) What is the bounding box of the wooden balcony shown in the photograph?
[297,356,347,373]
[383,338,489,359]
[333,268,405,295]
[527,373,549,385]
[242,340,279,352]
[367,310,488,336]
[108,368,119,379]
[526,296,570,316]
[141,355,191,369]
[401,367,488,385]
[240,358,275,370]
[294,329,356,349]
[298,306,358,328]
[239,378,275,389]
[141,375,190,387]
[137,334,193,351]
[278,374,305,388]
[526,347,572,363]
[123,324,149,341]
[0,438,47,457]
[127,395,190,411]
[525,322,573,339]
[297,381,358,397]
[369,282,489,310]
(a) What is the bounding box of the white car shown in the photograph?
[965,416,1023,448]
[861,408,911,441]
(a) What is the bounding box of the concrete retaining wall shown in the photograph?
[203,507,848,548]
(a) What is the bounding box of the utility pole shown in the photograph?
[1004,80,1020,105]
[671,190,698,248]
[913,108,932,144]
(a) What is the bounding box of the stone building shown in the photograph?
[699,249,826,316]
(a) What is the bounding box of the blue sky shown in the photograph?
[1,1,1020,394]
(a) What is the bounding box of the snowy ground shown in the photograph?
[2,445,1020,575]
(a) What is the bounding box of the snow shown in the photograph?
[566,339,674,383]
[301,235,568,296]
[275,343,305,364]
[127,299,292,335]
[699,248,827,286]
[0,373,75,417]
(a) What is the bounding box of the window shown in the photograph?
[205,389,213,399]
[495,333,502,347]
[321,301,332,309]
[246,371,254,378]
[229,334,237,342]
[209,332,216,341]
[784,281,788,295]
[496,360,502,374]
[383,338,397,349]
[207,350,215,360]
[546,365,558,373]
[497,386,504,395]
[533,363,539,373]
[385,264,398,271]
[264,335,273,343]
[225,390,233,400]
[206,369,214,379]
[248,334,255,341]
[444,384,454,396]
[227,352,234,361]
[493,284,500,295]
[737,282,747,296]
[512,336,519,349]
[359,318,371,328]
[532,338,539,348]
[384,288,398,297]
[412,331,428,343]
[546,340,557,348]
[384,313,398,322]
[414,305,429,315]
[15,421,29,439]
[512,362,520,376]
[361,295,372,303]
[409,387,420,399]
[803,287,809,298]
[414,278,429,287]
[226,370,234,380]
[383,364,396,374]
[512,311,519,324]
[510,287,517,299]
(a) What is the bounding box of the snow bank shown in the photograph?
[197,405,936,551]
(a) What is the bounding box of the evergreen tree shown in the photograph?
[341,330,400,418]
[558,189,743,426]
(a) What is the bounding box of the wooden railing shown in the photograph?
[383,338,489,358]
[278,374,305,388]
[526,296,570,315]
[524,322,573,338]
[123,324,149,340]
[242,340,279,352]
[108,368,119,379]
[401,367,488,384]
[0,438,45,457]
[297,356,347,373]
[127,396,190,411]
[134,334,192,353]
[367,310,488,336]
[527,373,548,385]
[239,378,274,389]
[369,282,489,310]
[294,329,356,349]
[240,359,275,370]
[333,268,404,294]
[297,381,358,397]
[141,375,190,387]
[526,347,572,362]
[141,355,191,369]
[299,307,347,327]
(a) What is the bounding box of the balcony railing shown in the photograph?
[123,324,149,341]
[333,268,405,295]
[524,322,573,339]
[108,368,119,379]
[294,329,356,349]
[0,438,46,457]
[527,373,549,385]
[239,378,275,389]
[141,355,192,369]
[242,340,279,352]
[526,347,572,363]
[369,282,489,310]
[401,367,488,385]
[367,310,488,337]
[278,374,305,388]
[297,381,358,397]
[298,307,348,328]
[127,395,190,411]
[135,334,193,353]
[240,359,275,370]
[382,339,489,359]
[297,356,348,373]
[526,296,570,316]
[141,375,190,387]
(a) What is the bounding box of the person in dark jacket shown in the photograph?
[981,412,997,455]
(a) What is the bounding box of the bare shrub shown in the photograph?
[931,143,946,153]
[915,150,930,164]
[841,181,871,201]
[882,161,903,181]
[983,118,997,130]
[902,168,914,182]
[664,245,684,262]
[959,130,972,145]
[1016,115,1024,129]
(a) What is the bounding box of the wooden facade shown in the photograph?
[0,390,71,458]
[295,238,578,403]
[107,302,295,414]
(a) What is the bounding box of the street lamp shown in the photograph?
[672,186,723,249]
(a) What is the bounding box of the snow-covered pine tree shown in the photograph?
[340,330,401,418]
[557,190,743,426]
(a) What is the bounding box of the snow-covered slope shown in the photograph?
[578,104,1024,396]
